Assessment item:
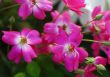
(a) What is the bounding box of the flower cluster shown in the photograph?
[16,0,53,20]
[44,11,88,72]
[1,0,110,77]
[89,6,110,64]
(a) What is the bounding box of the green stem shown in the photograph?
[82,39,102,43]
[82,31,90,34]
[0,51,11,69]
[82,18,96,29]
[0,4,19,11]
[9,24,12,31]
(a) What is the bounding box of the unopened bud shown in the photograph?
[86,57,95,64]
[94,14,103,20]
[102,41,110,46]
[75,69,85,75]
[9,16,15,24]
[96,64,106,71]
[94,26,100,32]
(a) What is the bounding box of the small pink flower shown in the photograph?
[16,0,53,20]
[2,28,42,63]
[63,0,86,15]
[50,31,88,72]
[44,11,81,43]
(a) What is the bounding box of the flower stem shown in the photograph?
[0,4,19,11]
[0,51,11,69]
[82,31,90,34]
[82,39,110,46]
[82,39,101,43]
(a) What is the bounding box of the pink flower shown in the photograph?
[44,11,81,43]
[2,28,42,63]
[63,0,86,15]
[16,0,53,20]
[50,30,88,72]
[37,34,51,54]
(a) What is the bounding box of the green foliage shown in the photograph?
[14,72,26,77]
[26,61,40,77]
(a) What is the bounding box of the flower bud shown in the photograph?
[94,14,103,20]
[102,41,110,46]
[9,16,15,24]
[94,25,100,31]
[86,57,95,64]
[96,64,106,71]
[75,69,85,75]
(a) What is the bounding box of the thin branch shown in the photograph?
[0,4,19,11]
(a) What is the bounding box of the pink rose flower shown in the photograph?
[16,0,53,20]
[2,28,42,63]
[63,0,86,14]
[44,11,81,43]
[50,30,88,72]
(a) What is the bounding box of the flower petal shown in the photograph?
[44,23,58,35]
[55,30,68,45]
[92,6,101,18]
[91,43,100,56]
[16,0,27,4]
[21,28,31,36]
[8,45,22,64]
[95,56,107,66]
[33,6,46,20]
[2,31,20,45]
[64,51,79,72]
[19,3,32,20]
[69,30,83,46]
[27,30,42,45]
[37,1,53,11]
[22,44,37,63]
[77,47,88,62]
[50,45,64,63]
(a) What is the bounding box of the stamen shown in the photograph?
[20,37,27,45]
[32,0,37,5]
[62,25,67,30]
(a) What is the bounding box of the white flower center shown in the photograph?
[64,43,74,52]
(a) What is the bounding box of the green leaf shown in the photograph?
[14,72,26,77]
[46,69,64,77]
[26,61,40,77]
